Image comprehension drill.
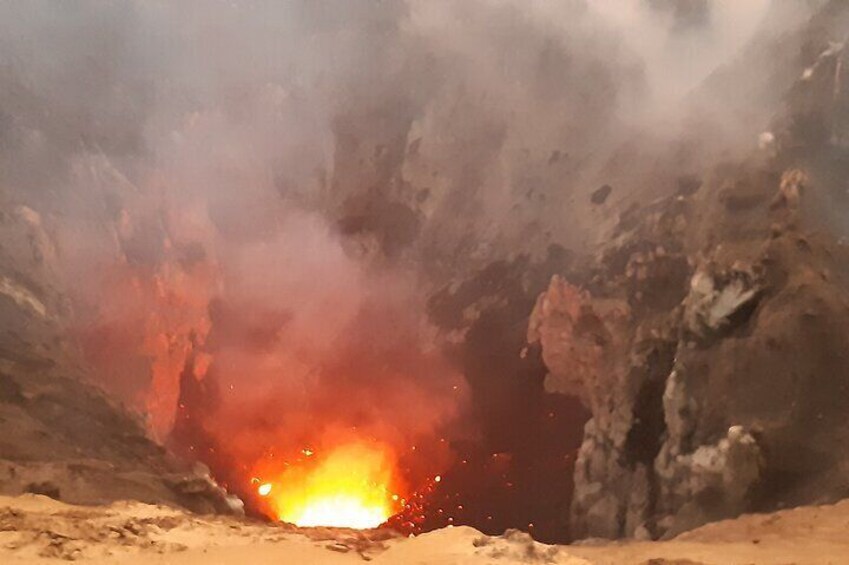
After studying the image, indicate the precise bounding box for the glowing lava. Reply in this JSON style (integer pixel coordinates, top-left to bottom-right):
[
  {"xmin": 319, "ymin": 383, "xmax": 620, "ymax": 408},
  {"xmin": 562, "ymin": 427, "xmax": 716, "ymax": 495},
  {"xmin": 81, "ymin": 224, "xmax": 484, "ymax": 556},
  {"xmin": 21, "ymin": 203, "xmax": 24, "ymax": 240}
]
[
  {"xmin": 256, "ymin": 441, "xmax": 401, "ymax": 529},
  {"xmin": 288, "ymin": 494, "xmax": 389, "ymax": 528}
]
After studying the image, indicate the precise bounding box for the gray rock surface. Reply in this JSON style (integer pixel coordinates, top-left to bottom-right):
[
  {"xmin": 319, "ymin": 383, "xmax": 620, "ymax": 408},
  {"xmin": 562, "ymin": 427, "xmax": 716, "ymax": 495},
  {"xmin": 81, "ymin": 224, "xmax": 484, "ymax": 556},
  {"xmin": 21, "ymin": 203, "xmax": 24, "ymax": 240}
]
[{"xmin": 529, "ymin": 6, "xmax": 849, "ymax": 536}]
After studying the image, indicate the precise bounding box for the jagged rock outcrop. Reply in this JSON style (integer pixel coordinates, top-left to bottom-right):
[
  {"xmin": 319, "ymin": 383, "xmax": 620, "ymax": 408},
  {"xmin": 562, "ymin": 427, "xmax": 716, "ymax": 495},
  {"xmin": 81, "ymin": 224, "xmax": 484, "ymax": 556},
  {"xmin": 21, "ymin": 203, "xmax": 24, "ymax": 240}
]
[
  {"xmin": 531, "ymin": 165, "xmax": 849, "ymax": 538},
  {"xmin": 0, "ymin": 189, "xmax": 240, "ymax": 517},
  {"xmin": 529, "ymin": 5, "xmax": 849, "ymax": 537},
  {"xmin": 528, "ymin": 189, "xmax": 691, "ymax": 539}
]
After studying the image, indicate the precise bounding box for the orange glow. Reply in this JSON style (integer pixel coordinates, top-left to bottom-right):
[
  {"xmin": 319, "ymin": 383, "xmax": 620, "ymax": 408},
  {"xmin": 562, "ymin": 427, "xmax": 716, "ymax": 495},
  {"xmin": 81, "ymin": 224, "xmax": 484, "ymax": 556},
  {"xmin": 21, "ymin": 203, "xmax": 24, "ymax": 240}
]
[{"xmin": 258, "ymin": 441, "xmax": 401, "ymax": 529}]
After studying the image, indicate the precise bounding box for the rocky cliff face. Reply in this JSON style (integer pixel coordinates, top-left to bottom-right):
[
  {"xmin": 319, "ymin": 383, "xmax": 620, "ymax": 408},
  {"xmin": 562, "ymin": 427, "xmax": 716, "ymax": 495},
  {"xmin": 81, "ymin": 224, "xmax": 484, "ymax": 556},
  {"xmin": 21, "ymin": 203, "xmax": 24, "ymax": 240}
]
[
  {"xmin": 0, "ymin": 188, "xmax": 241, "ymax": 515},
  {"xmin": 528, "ymin": 3, "xmax": 849, "ymax": 539}
]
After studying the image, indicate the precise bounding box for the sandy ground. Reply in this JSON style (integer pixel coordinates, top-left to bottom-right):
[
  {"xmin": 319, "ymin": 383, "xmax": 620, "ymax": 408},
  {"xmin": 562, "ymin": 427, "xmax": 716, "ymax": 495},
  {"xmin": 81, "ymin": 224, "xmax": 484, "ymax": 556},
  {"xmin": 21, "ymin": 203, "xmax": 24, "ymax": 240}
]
[{"xmin": 1, "ymin": 494, "xmax": 848, "ymax": 564}]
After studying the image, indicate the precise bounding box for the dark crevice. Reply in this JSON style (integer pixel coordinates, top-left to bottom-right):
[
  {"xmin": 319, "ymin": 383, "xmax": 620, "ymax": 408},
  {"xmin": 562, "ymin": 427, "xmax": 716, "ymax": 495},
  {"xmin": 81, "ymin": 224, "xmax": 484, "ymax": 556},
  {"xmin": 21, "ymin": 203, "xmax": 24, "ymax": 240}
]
[
  {"xmin": 624, "ymin": 344, "xmax": 676, "ymax": 468},
  {"xmin": 623, "ymin": 343, "xmax": 676, "ymax": 538}
]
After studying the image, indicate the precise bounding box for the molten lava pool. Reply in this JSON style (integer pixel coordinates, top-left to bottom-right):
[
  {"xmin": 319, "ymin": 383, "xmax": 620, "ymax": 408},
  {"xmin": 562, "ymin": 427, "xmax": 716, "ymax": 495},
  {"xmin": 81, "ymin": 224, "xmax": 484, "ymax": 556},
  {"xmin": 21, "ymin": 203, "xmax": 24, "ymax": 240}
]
[{"xmin": 254, "ymin": 441, "xmax": 402, "ymax": 529}]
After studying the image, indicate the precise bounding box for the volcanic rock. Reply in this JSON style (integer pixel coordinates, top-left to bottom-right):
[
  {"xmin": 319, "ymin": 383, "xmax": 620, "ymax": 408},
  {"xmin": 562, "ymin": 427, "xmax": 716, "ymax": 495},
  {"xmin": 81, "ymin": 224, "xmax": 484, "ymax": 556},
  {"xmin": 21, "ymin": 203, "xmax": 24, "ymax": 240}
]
[
  {"xmin": 0, "ymin": 192, "xmax": 239, "ymax": 518},
  {"xmin": 528, "ymin": 3, "xmax": 849, "ymax": 538},
  {"xmin": 590, "ymin": 185, "xmax": 612, "ymax": 205}
]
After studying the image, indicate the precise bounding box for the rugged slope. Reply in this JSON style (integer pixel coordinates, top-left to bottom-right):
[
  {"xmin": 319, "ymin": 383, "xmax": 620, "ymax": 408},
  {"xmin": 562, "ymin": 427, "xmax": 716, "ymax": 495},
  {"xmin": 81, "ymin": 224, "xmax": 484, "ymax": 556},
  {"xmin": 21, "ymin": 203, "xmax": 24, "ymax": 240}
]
[
  {"xmin": 527, "ymin": 1, "xmax": 849, "ymax": 540},
  {"xmin": 0, "ymin": 200, "xmax": 237, "ymax": 516}
]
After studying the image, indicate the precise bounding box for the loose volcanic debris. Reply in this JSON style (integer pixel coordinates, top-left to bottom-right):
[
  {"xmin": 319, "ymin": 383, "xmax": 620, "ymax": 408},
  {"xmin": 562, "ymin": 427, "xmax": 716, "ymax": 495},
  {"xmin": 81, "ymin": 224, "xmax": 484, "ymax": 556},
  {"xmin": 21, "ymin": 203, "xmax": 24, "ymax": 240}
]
[
  {"xmin": 473, "ymin": 529, "xmax": 562, "ymax": 563},
  {"xmin": 0, "ymin": 501, "xmax": 191, "ymax": 560},
  {"xmin": 277, "ymin": 524, "xmax": 400, "ymax": 561},
  {"xmin": 591, "ymin": 185, "xmax": 613, "ymax": 205}
]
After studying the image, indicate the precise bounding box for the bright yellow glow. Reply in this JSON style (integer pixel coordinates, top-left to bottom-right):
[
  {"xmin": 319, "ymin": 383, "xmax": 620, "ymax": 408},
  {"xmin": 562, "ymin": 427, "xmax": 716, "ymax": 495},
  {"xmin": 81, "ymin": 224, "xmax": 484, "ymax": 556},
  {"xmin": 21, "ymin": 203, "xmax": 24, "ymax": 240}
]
[
  {"xmin": 258, "ymin": 482, "xmax": 272, "ymax": 496},
  {"xmin": 263, "ymin": 442, "xmax": 400, "ymax": 529},
  {"xmin": 289, "ymin": 494, "xmax": 388, "ymax": 528}
]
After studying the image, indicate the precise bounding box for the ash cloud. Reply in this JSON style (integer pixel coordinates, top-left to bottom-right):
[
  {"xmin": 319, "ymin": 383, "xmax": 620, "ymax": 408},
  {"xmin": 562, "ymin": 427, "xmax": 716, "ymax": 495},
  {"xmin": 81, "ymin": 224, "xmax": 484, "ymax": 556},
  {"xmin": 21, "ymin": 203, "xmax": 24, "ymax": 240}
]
[{"xmin": 0, "ymin": 0, "xmax": 823, "ymax": 510}]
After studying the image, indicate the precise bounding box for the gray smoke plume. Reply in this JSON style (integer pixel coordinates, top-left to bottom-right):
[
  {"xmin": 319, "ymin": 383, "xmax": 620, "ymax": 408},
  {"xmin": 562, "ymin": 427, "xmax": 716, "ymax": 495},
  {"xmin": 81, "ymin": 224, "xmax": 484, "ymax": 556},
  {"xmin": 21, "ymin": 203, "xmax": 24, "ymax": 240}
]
[{"xmin": 0, "ymin": 0, "xmax": 825, "ymax": 508}]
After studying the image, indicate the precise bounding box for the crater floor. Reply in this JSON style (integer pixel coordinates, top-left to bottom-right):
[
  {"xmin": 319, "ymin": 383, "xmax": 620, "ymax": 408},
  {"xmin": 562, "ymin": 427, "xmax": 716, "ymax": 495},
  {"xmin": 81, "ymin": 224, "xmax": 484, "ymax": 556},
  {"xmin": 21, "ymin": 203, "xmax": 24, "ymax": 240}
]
[{"xmin": 1, "ymin": 493, "xmax": 847, "ymax": 564}]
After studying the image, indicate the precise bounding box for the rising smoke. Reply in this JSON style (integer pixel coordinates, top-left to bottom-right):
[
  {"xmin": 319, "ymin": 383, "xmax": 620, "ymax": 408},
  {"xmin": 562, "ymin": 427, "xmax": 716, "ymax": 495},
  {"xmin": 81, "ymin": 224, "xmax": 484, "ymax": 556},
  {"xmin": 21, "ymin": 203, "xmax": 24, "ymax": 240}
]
[{"xmin": 0, "ymin": 0, "xmax": 824, "ymax": 526}]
